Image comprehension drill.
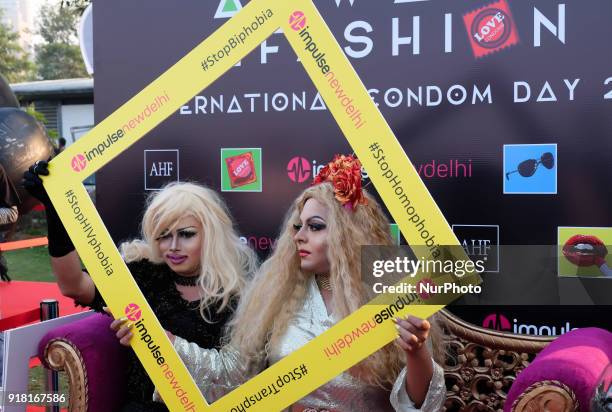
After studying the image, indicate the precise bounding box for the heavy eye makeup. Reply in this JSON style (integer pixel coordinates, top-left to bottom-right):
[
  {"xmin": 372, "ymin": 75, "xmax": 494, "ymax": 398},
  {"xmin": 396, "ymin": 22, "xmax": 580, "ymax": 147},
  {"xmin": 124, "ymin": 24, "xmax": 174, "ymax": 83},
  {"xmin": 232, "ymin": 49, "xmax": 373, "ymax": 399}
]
[
  {"xmin": 177, "ymin": 229, "xmax": 197, "ymax": 239},
  {"xmin": 293, "ymin": 219, "xmax": 326, "ymax": 232},
  {"xmin": 155, "ymin": 231, "xmax": 171, "ymax": 241},
  {"xmin": 155, "ymin": 227, "xmax": 198, "ymax": 241}
]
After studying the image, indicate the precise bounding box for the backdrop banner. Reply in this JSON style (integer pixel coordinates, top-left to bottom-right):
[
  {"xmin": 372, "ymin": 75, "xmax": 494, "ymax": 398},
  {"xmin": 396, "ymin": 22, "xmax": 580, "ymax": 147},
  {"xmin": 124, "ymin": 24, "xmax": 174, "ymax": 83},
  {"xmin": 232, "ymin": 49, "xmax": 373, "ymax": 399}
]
[{"xmin": 44, "ymin": 0, "xmax": 480, "ymax": 410}]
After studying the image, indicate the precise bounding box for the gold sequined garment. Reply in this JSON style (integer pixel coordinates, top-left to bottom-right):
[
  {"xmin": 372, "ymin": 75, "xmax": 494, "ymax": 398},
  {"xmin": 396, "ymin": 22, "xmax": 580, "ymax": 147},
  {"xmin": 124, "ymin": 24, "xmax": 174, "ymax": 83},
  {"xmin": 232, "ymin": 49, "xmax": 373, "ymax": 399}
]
[{"xmin": 167, "ymin": 276, "xmax": 446, "ymax": 411}]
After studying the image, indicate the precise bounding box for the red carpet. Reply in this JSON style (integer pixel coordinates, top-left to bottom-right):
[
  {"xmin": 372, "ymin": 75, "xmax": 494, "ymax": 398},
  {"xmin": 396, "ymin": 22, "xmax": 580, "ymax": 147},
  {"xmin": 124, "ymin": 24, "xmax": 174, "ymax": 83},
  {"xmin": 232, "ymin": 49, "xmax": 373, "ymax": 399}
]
[
  {"xmin": 1, "ymin": 281, "xmax": 86, "ymax": 412},
  {"xmin": 0, "ymin": 237, "xmax": 48, "ymax": 251},
  {"xmin": 0, "ymin": 280, "xmax": 88, "ymax": 327}
]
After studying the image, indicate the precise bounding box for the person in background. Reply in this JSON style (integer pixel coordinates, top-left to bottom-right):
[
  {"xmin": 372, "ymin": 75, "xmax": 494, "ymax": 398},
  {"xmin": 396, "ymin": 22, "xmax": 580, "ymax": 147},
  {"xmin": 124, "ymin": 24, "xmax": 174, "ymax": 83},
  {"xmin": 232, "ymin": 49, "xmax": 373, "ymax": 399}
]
[
  {"xmin": 53, "ymin": 137, "xmax": 66, "ymax": 155},
  {"xmin": 0, "ymin": 162, "xmax": 20, "ymax": 281}
]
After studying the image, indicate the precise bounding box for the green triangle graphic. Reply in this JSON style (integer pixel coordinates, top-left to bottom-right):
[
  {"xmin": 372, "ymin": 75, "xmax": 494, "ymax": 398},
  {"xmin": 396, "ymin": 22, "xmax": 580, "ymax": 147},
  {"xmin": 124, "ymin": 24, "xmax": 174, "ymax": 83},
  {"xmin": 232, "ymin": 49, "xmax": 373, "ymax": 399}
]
[{"xmin": 222, "ymin": 0, "xmax": 239, "ymax": 12}]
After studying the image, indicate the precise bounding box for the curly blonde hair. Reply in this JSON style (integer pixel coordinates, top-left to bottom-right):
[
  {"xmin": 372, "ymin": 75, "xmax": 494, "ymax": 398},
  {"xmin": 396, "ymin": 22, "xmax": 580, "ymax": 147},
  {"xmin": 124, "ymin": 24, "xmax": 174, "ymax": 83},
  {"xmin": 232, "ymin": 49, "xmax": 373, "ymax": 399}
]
[
  {"xmin": 229, "ymin": 183, "xmax": 444, "ymax": 388},
  {"xmin": 120, "ymin": 182, "xmax": 257, "ymax": 321}
]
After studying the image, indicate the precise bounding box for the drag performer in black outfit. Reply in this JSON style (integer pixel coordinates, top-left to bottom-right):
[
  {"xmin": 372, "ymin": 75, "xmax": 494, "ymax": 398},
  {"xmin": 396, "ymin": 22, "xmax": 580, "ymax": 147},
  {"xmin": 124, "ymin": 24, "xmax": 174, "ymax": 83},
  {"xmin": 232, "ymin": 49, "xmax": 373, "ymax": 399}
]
[{"xmin": 24, "ymin": 161, "xmax": 256, "ymax": 411}]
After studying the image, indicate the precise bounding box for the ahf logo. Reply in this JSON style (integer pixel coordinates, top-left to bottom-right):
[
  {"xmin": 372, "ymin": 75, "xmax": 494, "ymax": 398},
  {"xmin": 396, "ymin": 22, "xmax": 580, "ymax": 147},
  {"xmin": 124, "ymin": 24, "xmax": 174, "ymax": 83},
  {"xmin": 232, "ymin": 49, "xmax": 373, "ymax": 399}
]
[
  {"xmin": 150, "ymin": 162, "xmax": 174, "ymax": 177},
  {"xmin": 144, "ymin": 149, "xmax": 179, "ymax": 190},
  {"xmin": 452, "ymin": 224, "xmax": 500, "ymax": 273}
]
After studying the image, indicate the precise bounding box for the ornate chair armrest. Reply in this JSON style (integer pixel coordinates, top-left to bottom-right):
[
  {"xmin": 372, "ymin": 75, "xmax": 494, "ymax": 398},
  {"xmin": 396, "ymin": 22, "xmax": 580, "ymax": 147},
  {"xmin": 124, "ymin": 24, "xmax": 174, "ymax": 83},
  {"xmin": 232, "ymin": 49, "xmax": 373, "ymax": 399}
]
[
  {"xmin": 37, "ymin": 312, "xmax": 129, "ymax": 412},
  {"xmin": 505, "ymin": 327, "xmax": 612, "ymax": 412},
  {"xmin": 43, "ymin": 337, "xmax": 88, "ymax": 411},
  {"xmin": 511, "ymin": 380, "xmax": 578, "ymax": 412}
]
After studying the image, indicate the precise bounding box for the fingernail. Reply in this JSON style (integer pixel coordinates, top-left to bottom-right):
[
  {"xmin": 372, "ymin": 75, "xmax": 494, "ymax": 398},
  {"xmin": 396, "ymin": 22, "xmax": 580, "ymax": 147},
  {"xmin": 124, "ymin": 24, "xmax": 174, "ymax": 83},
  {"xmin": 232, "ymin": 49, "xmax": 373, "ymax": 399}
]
[
  {"xmin": 102, "ymin": 306, "xmax": 108, "ymax": 312},
  {"xmin": 119, "ymin": 317, "xmax": 128, "ymax": 323},
  {"xmin": 125, "ymin": 322, "xmax": 133, "ymax": 329},
  {"xmin": 394, "ymin": 324, "xmax": 401, "ymax": 331}
]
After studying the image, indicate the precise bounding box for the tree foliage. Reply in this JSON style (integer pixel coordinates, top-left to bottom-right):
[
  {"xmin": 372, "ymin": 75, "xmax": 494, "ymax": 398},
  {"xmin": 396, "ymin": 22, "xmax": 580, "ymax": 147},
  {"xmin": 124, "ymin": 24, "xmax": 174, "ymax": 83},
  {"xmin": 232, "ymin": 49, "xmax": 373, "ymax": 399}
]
[
  {"xmin": 35, "ymin": 3, "xmax": 88, "ymax": 80},
  {"xmin": 0, "ymin": 10, "xmax": 35, "ymax": 83},
  {"xmin": 60, "ymin": 0, "xmax": 91, "ymax": 15}
]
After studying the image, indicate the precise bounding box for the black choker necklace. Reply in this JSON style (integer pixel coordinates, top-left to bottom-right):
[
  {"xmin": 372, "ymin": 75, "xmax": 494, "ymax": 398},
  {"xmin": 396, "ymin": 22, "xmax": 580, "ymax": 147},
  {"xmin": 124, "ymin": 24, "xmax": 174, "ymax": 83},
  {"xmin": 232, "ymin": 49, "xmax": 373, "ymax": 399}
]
[{"xmin": 173, "ymin": 273, "xmax": 198, "ymax": 286}]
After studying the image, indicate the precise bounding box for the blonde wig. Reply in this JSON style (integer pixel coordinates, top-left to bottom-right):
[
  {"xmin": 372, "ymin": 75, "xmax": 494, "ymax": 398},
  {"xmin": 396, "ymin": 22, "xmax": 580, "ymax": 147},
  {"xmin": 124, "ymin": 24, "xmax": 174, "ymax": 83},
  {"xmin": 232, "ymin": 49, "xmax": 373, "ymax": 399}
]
[
  {"xmin": 120, "ymin": 182, "xmax": 257, "ymax": 321},
  {"xmin": 229, "ymin": 182, "xmax": 445, "ymax": 388}
]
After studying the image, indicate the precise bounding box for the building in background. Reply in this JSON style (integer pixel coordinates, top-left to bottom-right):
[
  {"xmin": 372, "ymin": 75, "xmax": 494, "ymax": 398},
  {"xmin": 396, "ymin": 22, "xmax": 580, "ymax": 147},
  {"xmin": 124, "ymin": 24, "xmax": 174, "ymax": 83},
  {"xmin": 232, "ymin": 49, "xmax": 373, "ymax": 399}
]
[
  {"xmin": 0, "ymin": 0, "xmax": 44, "ymax": 54},
  {"xmin": 10, "ymin": 77, "xmax": 93, "ymax": 145},
  {"xmin": 10, "ymin": 77, "xmax": 95, "ymax": 198}
]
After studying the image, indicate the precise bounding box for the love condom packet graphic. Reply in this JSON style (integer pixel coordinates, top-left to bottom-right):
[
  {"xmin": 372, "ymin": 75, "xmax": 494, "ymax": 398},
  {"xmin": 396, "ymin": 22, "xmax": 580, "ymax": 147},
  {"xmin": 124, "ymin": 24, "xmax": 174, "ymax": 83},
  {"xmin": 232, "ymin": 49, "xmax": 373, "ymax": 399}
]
[
  {"xmin": 463, "ymin": 0, "xmax": 519, "ymax": 58},
  {"xmin": 225, "ymin": 152, "xmax": 257, "ymax": 188}
]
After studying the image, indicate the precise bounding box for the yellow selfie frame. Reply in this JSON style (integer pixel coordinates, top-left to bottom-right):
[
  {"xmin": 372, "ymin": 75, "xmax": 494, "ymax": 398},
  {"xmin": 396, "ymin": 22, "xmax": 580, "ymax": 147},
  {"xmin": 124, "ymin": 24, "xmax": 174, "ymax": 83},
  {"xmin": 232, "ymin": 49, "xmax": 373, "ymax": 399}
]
[{"xmin": 44, "ymin": 1, "xmax": 479, "ymax": 410}]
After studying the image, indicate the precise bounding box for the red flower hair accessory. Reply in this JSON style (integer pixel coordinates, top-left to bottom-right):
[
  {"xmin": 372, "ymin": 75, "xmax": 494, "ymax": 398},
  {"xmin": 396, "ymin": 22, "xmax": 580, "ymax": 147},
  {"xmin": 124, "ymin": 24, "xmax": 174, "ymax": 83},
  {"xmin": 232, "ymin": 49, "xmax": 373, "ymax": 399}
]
[{"xmin": 313, "ymin": 154, "xmax": 367, "ymax": 211}]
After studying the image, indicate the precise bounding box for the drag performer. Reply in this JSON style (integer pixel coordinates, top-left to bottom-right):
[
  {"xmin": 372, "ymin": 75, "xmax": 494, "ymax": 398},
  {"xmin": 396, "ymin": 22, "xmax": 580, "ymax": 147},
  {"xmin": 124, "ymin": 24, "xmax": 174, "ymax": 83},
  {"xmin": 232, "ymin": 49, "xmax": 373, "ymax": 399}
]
[
  {"xmin": 118, "ymin": 155, "xmax": 446, "ymax": 411},
  {"xmin": 23, "ymin": 160, "xmax": 257, "ymax": 412}
]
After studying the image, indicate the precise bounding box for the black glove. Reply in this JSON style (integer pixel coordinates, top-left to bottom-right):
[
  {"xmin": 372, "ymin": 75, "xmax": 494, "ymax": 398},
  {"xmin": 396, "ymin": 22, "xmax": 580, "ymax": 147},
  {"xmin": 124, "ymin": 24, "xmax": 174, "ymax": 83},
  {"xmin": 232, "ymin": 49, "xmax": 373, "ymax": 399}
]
[
  {"xmin": 22, "ymin": 161, "xmax": 75, "ymax": 258},
  {"xmin": 22, "ymin": 160, "xmax": 51, "ymax": 206}
]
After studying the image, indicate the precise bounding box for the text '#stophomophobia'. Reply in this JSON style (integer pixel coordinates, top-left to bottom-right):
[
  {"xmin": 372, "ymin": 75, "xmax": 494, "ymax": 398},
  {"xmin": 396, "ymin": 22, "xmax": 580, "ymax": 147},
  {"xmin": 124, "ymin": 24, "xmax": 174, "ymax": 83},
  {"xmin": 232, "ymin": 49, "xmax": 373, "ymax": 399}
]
[
  {"xmin": 65, "ymin": 189, "xmax": 115, "ymax": 276},
  {"xmin": 201, "ymin": 9, "xmax": 274, "ymax": 72},
  {"xmin": 368, "ymin": 142, "xmax": 442, "ymax": 259},
  {"xmin": 229, "ymin": 364, "xmax": 308, "ymax": 412}
]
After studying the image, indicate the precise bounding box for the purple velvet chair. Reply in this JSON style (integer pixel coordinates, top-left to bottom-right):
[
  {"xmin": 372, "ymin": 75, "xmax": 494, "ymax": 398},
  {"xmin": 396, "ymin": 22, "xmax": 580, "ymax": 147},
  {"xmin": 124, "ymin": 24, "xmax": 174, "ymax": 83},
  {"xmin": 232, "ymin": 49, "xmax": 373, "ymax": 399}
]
[
  {"xmin": 506, "ymin": 327, "xmax": 612, "ymax": 412},
  {"xmin": 37, "ymin": 309, "xmax": 609, "ymax": 411},
  {"xmin": 37, "ymin": 313, "xmax": 128, "ymax": 412}
]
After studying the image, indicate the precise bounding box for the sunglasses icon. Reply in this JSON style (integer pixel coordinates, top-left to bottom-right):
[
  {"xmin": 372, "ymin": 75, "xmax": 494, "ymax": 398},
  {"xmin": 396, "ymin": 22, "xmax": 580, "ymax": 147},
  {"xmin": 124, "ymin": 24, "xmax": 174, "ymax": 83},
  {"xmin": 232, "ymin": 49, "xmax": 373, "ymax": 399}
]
[{"xmin": 506, "ymin": 152, "xmax": 555, "ymax": 180}]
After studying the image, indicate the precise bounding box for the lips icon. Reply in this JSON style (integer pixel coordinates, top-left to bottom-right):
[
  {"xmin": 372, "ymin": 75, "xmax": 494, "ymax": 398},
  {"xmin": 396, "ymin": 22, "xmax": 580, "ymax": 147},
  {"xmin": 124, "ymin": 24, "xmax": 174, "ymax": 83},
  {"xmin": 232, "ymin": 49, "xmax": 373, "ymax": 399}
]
[{"xmin": 562, "ymin": 234, "xmax": 608, "ymax": 267}]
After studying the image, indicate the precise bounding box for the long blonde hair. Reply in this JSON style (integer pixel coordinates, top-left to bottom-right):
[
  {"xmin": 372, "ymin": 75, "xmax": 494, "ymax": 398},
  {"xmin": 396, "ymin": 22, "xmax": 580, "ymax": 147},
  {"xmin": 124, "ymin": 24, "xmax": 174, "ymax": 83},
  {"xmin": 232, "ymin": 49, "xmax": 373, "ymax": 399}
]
[
  {"xmin": 120, "ymin": 182, "xmax": 257, "ymax": 321},
  {"xmin": 229, "ymin": 183, "xmax": 444, "ymax": 388}
]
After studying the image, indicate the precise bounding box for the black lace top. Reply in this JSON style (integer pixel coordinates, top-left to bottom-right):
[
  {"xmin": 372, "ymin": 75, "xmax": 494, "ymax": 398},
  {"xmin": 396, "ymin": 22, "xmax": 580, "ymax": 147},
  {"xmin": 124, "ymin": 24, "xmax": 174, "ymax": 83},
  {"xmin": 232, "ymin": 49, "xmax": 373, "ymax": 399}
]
[{"xmin": 79, "ymin": 259, "xmax": 235, "ymax": 412}]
